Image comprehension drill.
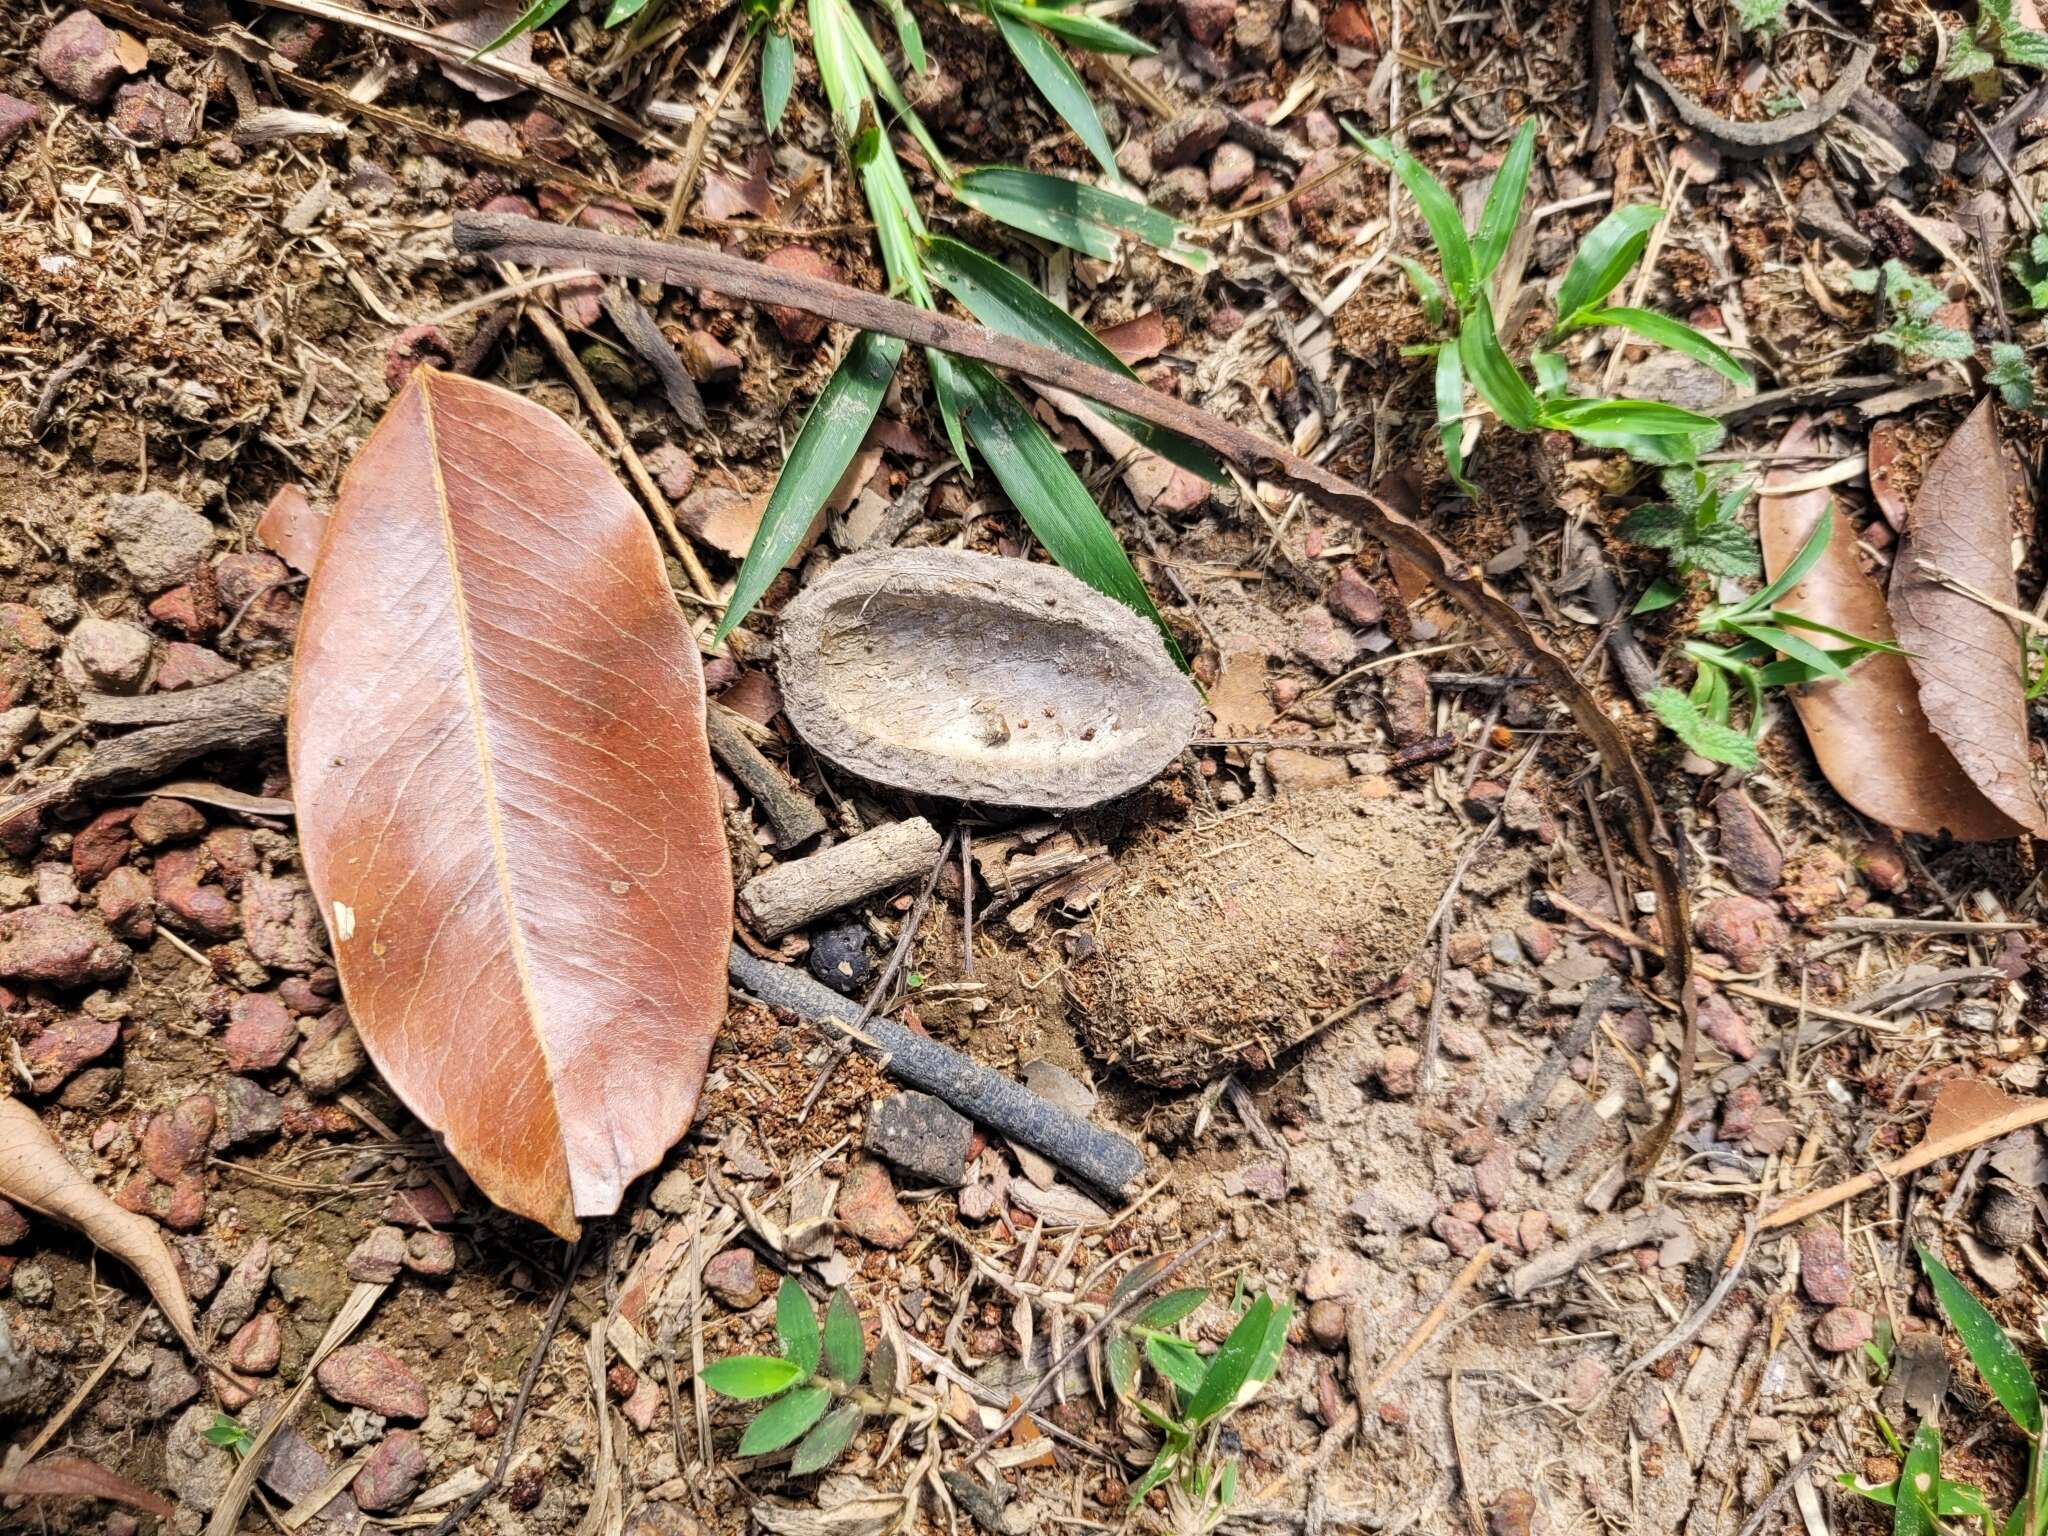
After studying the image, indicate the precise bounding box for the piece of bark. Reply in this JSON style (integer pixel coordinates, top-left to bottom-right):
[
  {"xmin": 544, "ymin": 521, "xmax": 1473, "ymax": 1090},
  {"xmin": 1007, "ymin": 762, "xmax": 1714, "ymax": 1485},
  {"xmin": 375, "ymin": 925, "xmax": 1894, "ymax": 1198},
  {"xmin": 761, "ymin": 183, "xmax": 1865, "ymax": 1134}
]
[
  {"xmin": 1506, "ymin": 1207, "xmax": 1686, "ymax": 1298},
  {"xmin": 704, "ymin": 706, "xmax": 826, "ymax": 850},
  {"xmin": 738, "ymin": 817, "xmax": 943, "ymax": 940},
  {"xmin": 1631, "ymin": 31, "xmax": 1875, "ymax": 159},
  {"xmin": 728, "ymin": 945, "xmax": 1143, "ymax": 1192},
  {"xmin": 601, "ymin": 282, "xmax": 706, "ymax": 432}
]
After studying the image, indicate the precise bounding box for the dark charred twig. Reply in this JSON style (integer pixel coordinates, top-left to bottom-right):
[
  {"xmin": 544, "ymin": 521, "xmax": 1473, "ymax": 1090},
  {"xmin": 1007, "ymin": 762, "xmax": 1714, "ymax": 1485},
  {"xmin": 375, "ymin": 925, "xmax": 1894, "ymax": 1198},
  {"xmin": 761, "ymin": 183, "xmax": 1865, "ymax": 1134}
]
[
  {"xmin": 729, "ymin": 945, "xmax": 1144, "ymax": 1192},
  {"xmin": 1631, "ymin": 30, "xmax": 1875, "ymax": 158},
  {"xmin": 703, "ymin": 706, "xmax": 827, "ymax": 850},
  {"xmin": 453, "ymin": 210, "xmax": 1699, "ymax": 1185},
  {"xmin": 602, "ymin": 282, "xmax": 708, "ymax": 431},
  {"xmin": 426, "ymin": 1238, "xmax": 585, "ymax": 1536},
  {"xmin": 1585, "ymin": 0, "xmax": 1619, "ymax": 151},
  {"xmin": 961, "ymin": 826, "xmax": 975, "ymax": 978},
  {"xmin": 28, "ymin": 342, "xmax": 103, "ymax": 438},
  {"xmin": 966, "ymin": 1228, "xmax": 1223, "ymax": 1462},
  {"xmin": 453, "ymin": 303, "xmax": 520, "ymax": 377},
  {"xmin": 663, "ymin": 29, "xmax": 759, "ymax": 243}
]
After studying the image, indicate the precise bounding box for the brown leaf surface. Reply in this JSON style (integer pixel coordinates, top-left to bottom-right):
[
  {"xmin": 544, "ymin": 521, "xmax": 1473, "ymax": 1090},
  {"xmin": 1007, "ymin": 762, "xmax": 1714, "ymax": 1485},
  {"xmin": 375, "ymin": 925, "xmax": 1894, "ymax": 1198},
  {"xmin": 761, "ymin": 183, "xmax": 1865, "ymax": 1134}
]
[
  {"xmin": 0, "ymin": 1455, "xmax": 176, "ymax": 1519},
  {"xmin": 287, "ymin": 370, "xmax": 732, "ymax": 1238},
  {"xmin": 1887, "ymin": 399, "xmax": 2048, "ymax": 836},
  {"xmin": 0, "ymin": 1098, "xmax": 200, "ymax": 1357},
  {"xmin": 256, "ymin": 484, "xmax": 328, "ymax": 576},
  {"xmin": 1758, "ymin": 418, "xmax": 2022, "ymax": 841}
]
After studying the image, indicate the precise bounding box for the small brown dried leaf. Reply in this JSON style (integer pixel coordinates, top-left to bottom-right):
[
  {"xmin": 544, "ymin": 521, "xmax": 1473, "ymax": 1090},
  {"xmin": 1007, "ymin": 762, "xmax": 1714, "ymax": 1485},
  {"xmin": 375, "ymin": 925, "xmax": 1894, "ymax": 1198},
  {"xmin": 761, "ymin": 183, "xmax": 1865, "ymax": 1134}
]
[
  {"xmin": 1887, "ymin": 399, "xmax": 2048, "ymax": 836},
  {"xmin": 0, "ymin": 1455, "xmax": 175, "ymax": 1519},
  {"xmin": 1758, "ymin": 418, "xmax": 2021, "ymax": 841}
]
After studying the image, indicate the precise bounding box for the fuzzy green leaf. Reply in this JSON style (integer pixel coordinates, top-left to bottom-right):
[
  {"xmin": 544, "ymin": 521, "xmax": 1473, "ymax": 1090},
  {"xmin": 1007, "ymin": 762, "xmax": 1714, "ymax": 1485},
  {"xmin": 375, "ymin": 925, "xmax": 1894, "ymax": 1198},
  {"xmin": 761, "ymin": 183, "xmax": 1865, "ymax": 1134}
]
[
  {"xmin": 1472, "ymin": 119, "xmax": 1537, "ymax": 287},
  {"xmin": 791, "ymin": 1403, "xmax": 864, "ymax": 1475},
  {"xmin": 1186, "ymin": 1296, "xmax": 1273, "ymax": 1425},
  {"xmin": 776, "ymin": 1276, "xmax": 822, "ymax": 1377},
  {"xmin": 1988, "ymin": 341, "xmax": 2035, "ymax": 408},
  {"xmin": 822, "ymin": 1289, "xmax": 865, "ymax": 1384},
  {"xmin": 717, "ymin": 331, "xmax": 901, "ymax": 644},
  {"xmin": 739, "ymin": 1385, "xmax": 831, "ymax": 1455},
  {"xmin": 1645, "ymin": 687, "xmax": 1757, "ymax": 769},
  {"xmin": 1687, "ymin": 518, "xmax": 1764, "ymax": 578},
  {"xmin": 1582, "ymin": 305, "xmax": 1753, "ymax": 388},
  {"xmin": 951, "ymin": 359, "xmax": 1187, "ymax": 667},
  {"xmin": 761, "ymin": 27, "xmax": 795, "ymax": 133},
  {"xmin": 1616, "ymin": 502, "xmax": 1689, "ymax": 548},
  {"xmin": 703, "ymin": 1356, "xmax": 807, "ymax": 1400},
  {"xmin": 922, "ymin": 235, "xmax": 1221, "ymax": 479},
  {"xmin": 1918, "ymin": 1244, "xmax": 2042, "ymax": 1434},
  {"xmin": 1555, "ymin": 203, "xmax": 1664, "ymax": 323},
  {"xmin": 993, "ymin": 8, "xmax": 1119, "ymax": 176}
]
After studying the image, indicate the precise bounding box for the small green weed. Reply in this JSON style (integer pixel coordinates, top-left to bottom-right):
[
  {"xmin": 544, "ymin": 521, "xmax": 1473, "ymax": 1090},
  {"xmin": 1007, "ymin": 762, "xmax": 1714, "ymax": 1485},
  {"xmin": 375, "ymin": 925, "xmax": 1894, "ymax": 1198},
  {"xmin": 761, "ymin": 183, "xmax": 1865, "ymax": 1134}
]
[
  {"xmin": 702, "ymin": 1279, "xmax": 885, "ymax": 1473},
  {"xmin": 1945, "ymin": 0, "xmax": 2048, "ymax": 86},
  {"xmin": 204, "ymin": 1413, "xmax": 255, "ymax": 1457}
]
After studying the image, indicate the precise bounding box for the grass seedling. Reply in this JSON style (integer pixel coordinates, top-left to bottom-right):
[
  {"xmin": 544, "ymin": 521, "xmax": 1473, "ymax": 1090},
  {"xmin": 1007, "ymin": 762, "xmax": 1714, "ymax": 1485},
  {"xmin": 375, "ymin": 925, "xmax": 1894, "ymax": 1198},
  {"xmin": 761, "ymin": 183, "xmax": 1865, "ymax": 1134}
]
[
  {"xmin": 1104, "ymin": 1282, "xmax": 1291, "ymax": 1533},
  {"xmin": 1841, "ymin": 1244, "xmax": 2048, "ymax": 1535},
  {"xmin": 1347, "ymin": 117, "xmax": 1752, "ymax": 485},
  {"xmin": 702, "ymin": 1279, "xmax": 895, "ymax": 1474},
  {"xmin": 1644, "ymin": 506, "xmax": 1903, "ymax": 769}
]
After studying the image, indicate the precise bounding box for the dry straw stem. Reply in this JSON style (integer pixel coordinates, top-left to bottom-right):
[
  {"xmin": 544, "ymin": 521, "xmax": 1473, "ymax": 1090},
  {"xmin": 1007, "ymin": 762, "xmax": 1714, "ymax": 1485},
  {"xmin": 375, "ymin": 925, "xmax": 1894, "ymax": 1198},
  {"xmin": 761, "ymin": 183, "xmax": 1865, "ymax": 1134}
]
[{"xmin": 454, "ymin": 209, "xmax": 1702, "ymax": 1183}]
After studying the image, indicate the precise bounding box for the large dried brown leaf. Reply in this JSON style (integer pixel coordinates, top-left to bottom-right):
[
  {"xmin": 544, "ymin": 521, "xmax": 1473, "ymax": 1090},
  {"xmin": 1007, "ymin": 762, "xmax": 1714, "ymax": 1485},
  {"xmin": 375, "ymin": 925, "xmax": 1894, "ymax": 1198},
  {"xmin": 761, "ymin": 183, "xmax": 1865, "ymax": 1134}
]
[
  {"xmin": 0, "ymin": 1098, "xmax": 200, "ymax": 1358},
  {"xmin": 1758, "ymin": 418, "xmax": 2022, "ymax": 841},
  {"xmin": 0, "ymin": 1455, "xmax": 175, "ymax": 1519},
  {"xmin": 1887, "ymin": 399, "xmax": 2048, "ymax": 836},
  {"xmin": 287, "ymin": 370, "xmax": 732, "ymax": 1238}
]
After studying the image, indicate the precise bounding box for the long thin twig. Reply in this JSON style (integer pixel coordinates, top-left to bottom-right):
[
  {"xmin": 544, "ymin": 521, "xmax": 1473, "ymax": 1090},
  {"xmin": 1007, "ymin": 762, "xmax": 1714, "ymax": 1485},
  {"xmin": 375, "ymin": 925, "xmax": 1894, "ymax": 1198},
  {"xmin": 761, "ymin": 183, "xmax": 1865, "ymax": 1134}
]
[
  {"xmin": 455, "ymin": 209, "xmax": 1701, "ymax": 1185},
  {"xmin": 967, "ymin": 1228, "xmax": 1224, "ymax": 1461}
]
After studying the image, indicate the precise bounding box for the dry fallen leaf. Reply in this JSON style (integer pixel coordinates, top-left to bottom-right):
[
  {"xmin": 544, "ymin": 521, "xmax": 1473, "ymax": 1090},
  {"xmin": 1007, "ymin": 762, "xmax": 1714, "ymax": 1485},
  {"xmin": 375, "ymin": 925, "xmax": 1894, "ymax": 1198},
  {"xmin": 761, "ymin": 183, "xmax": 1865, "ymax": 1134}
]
[
  {"xmin": 288, "ymin": 370, "xmax": 732, "ymax": 1238},
  {"xmin": 0, "ymin": 1098, "xmax": 200, "ymax": 1358},
  {"xmin": 1866, "ymin": 420, "xmax": 1908, "ymax": 531},
  {"xmin": 1887, "ymin": 399, "xmax": 2048, "ymax": 836},
  {"xmin": 431, "ymin": 6, "xmax": 532, "ymax": 102},
  {"xmin": 1759, "ymin": 418, "xmax": 2022, "ymax": 841},
  {"xmin": 255, "ymin": 483, "xmax": 328, "ymax": 576},
  {"xmin": 0, "ymin": 1454, "xmax": 175, "ymax": 1519}
]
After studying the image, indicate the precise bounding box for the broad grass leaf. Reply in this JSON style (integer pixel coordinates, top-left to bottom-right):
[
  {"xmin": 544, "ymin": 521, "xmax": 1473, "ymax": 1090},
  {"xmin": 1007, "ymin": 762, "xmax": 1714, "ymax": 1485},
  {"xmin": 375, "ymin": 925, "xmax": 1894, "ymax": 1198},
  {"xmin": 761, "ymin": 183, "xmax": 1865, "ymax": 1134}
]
[
  {"xmin": 761, "ymin": 28, "xmax": 794, "ymax": 132},
  {"xmin": 289, "ymin": 372, "xmax": 733, "ymax": 1238},
  {"xmin": 1555, "ymin": 203, "xmax": 1663, "ymax": 323},
  {"xmin": 1888, "ymin": 400, "xmax": 2048, "ymax": 835},
  {"xmin": 704, "ymin": 1356, "xmax": 807, "ymax": 1399},
  {"xmin": 1458, "ymin": 295, "xmax": 1538, "ymax": 431},
  {"xmin": 994, "ymin": 0, "xmax": 1155, "ymax": 54},
  {"xmin": 1918, "ymin": 1243, "xmax": 2042, "ymax": 1434},
  {"xmin": 1756, "ymin": 418, "xmax": 2024, "ymax": 840},
  {"xmin": 1187, "ymin": 1296, "xmax": 1272, "ymax": 1423},
  {"xmin": 777, "ymin": 1276, "xmax": 821, "ymax": 1376},
  {"xmin": 1145, "ymin": 1334, "xmax": 1207, "ymax": 1396},
  {"xmin": 823, "ymin": 1289, "xmax": 864, "ymax": 1382},
  {"xmin": 739, "ymin": 1385, "xmax": 831, "ymax": 1454},
  {"xmin": 922, "ymin": 236, "xmax": 1220, "ymax": 480},
  {"xmin": 1471, "ymin": 119, "xmax": 1536, "ymax": 286},
  {"xmin": 952, "ymin": 168, "xmax": 1207, "ymax": 267},
  {"xmin": 717, "ymin": 331, "xmax": 902, "ymax": 643},
  {"xmin": 950, "ymin": 360, "xmax": 1188, "ymax": 668},
  {"xmin": 1581, "ymin": 305, "xmax": 1754, "ymax": 388},
  {"xmin": 1356, "ymin": 134, "xmax": 1474, "ymax": 302},
  {"xmin": 1434, "ymin": 342, "xmax": 1469, "ymax": 489},
  {"xmin": 791, "ymin": 1403, "xmax": 864, "ymax": 1475},
  {"xmin": 1132, "ymin": 1287, "xmax": 1208, "ymax": 1329},
  {"xmin": 993, "ymin": 9, "xmax": 1119, "ymax": 176},
  {"xmin": 1894, "ymin": 1421, "xmax": 1942, "ymax": 1536}
]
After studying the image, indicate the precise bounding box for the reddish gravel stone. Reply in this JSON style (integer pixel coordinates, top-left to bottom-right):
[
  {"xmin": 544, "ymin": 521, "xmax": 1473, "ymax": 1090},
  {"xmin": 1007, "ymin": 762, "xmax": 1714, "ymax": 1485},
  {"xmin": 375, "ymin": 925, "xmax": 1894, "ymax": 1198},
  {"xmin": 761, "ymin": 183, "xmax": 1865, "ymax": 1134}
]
[
  {"xmin": 1713, "ymin": 791, "xmax": 1782, "ymax": 898},
  {"xmin": 680, "ymin": 330, "xmax": 741, "ymax": 385},
  {"xmin": 95, "ymin": 864, "xmax": 156, "ymax": 942},
  {"xmin": 1698, "ymin": 990, "xmax": 1756, "ymax": 1061},
  {"xmin": 131, "ymin": 797, "xmax": 207, "ymax": 848},
  {"xmin": 403, "ymin": 1230, "xmax": 457, "ymax": 1278},
  {"xmin": 1379, "ymin": 659, "xmax": 1433, "ymax": 746},
  {"xmin": 295, "ymin": 1009, "xmax": 366, "ymax": 1096},
  {"xmin": 1798, "ymin": 1227, "xmax": 1853, "ymax": 1306},
  {"xmin": 0, "ymin": 604, "xmax": 59, "ymax": 655},
  {"xmin": 117, "ymin": 1170, "xmax": 205, "ymax": 1231},
  {"xmin": 1813, "ymin": 1306, "xmax": 1874, "ymax": 1353},
  {"xmin": 1779, "ymin": 846, "xmax": 1849, "ymax": 919},
  {"xmin": 1854, "ymin": 840, "xmax": 1908, "ymax": 894},
  {"xmin": 316, "ymin": 1344, "xmax": 428, "ymax": 1420},
  {"xmin": 760, "ymin": 248, "xmax": 840, "ymax": 345},
  {"xmin": 211, "ymin": 1076, "xmax": 283, "ymax": 1150},
  {"xmin": 352, "ymin": 1431, "xmax": 429, "ymax": 1514},
  {"xmin": 1472, "ymin": 1145, "xmax": 1515, "ymax": 1210},
  {"xmin": 702, "ymin": 1248, "xmax": 762, "ymax": 1309},
  {"xmin": 21, "ymin": 1013, "xmax": 120, "ymax": 1094},
  {"xmin": 384, "ymin": 1184, "xmax": 456, "ymax": 1229},
  {"xmin": 384, "ymin": 325, "xmax": 455, "ymax": 393},
  {"xmin": 1517, "ymin": 1211, "xmax": 1551, "ymax": 1253},
  {"xmin": 154, "ymin": 642, "xmax": 240, "ymax": 692},
  {"xmin": 111, "ymin": 80, "xmax": 195, "ymax": 146},
  {"xmin": 835, "ymin": 1158, "xmax": 914, "ymax": 1249},
  {"xmin": 32, "ymin": 864, "xmax": 76, "ymax": 906},
  {"xmin": 224, "ymin": 992, "xmax": 297, "ymax": 1072},
  {"xmin": 243, "ymin": 873, "xmax": 324, "ymax": 972},
  {"xmin": 39, "ymin": 10, "xmax": 126, "ymax": 106},
  {"xmin": 0, "ymin": 95, "xmax": 43, "ymax": 154},
  {"xmin": 72, "ymin": 808, "xmax": 137, "ymax": 883},
  {"xmin": 1373, "ymin": 1045, "xmax": 1420, "ymax": 1098},
  {"xmin": 1324, "ymin": 565, "xmax": 1381, "ymax": 627},
  {"xmin": 226, "ymin": 1312, "xmax": 281, "ymax": 1373},
  {"xmin": 347, "ymin": 1225, "xmax": 407, "ymax": 1283},
  {"xmin": 1692, "ymin": 895, "xmax": 1787, "ymax": 972},
  {"xmin": 155, "ymin": 846, "xmax": 239, "ymax": 941},
  {"xmin": 142, "ymin": 1093, "xmax": 216, "ymax": 1182},
  {"xmin": 201, "ymin": 827, "xmax": 259, "ymax": 893},
  {"xmin": 206, "ymin": 1238, "xmax": 271, "ymax": 1337},
  {"xmin": 1432, "ymin": 1211, "xmax": 1483, "ymax": 1257},
  {"xmin": 0, "ymin": 906, "xmax": 130, "ymax": 987},
  {"xmin": 214, "ymin": 552, "xmax": 290, "ymax": 612}
]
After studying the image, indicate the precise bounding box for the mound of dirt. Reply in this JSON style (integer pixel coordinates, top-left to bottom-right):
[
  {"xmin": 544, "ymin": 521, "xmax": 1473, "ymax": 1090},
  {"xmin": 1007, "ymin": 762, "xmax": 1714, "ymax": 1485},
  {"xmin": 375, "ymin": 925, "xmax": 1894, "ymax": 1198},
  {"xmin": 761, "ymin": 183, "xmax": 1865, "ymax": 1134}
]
[{"xmin": 1069, "ymin": 785, "xmax": 1452, "ymax": 1085}]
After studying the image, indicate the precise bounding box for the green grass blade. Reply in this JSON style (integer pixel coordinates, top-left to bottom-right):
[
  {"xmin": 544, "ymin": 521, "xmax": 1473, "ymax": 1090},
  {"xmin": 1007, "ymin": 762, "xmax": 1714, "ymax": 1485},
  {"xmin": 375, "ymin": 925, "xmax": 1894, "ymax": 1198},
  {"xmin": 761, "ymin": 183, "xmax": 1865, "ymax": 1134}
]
[
  {"xmin": 1145, "ymin": 1334, "xmax": 1207, "ymax": 1396},
  {"xmin": 921, "ymin": 235, "xmax": 1222, "ymax": 480},
  {"xmin": 607, "ymin": 0, "xmax": 653, "ymax": 26},
  {"xmin": 1458, "ymin": 293, "xmax": 1538, "ymax": 431},
  {"xmin": 1749, "ymin": 506, "xmax": 1834, "ymax": 609},
  {"xmin": 716, "ymin": 331, "xmax": 902, "ymax": 644},
  {"xmin": 1895, "ymin": 1421, "xmax": 1942, "ymax": 1536},
  {"xmin": 1584, "ymin": 305, "xmax": 1754, "ymax": 388},
  {"xmin": 474, "ymin": 0, "xmax": 571, "ymax": 55},
  {"xmin": 1354, "ymin": 131, "xmax": 1475, "ymax": 304},
  {"xmin": 739, "ymin": 1385, "xmax": 831, "ymax": 1455},
  {"xmin": 1186, "ymin": 1297, "xmax": 1273, "ymax": 1424},
  {"xmin": 702, "ymin": 1356, "xmax": 806, "ymax": 1399},
  {"xmin": 808, "ymin": 0, "xmax": 868, "ymax": 132},
  {"xmin": 993, "ymin": 9, "xmax": 1120, "ymax": 177},
  {"xmin": 775, "ymin": 1276, "xmax": 821, "ymax": 1377},
  {"xmin": 761, "ymin": 27, "xmax": 795, "ymax": 132},
  {"xmin": 1554, "ymin": 203, "xmax": 1664, "ymax": 325},
  {"xmin": 1248, "ymin": 1300, "xmax": 1291, "ymax": 1388},
  {"xmin": 1434, "ymin": 342, "xmax": 1468, "ymax": 488},
  {"xmin": 836, "ymin": 0, "xmax": 953, "ymax": 179},
  {"xmin": 877, "ymin": 0, "xmax": 926, "ymax": 70},
  {"xmin": 1471, "ymin": 119, "xmax": 1537, "ymax": 287},
  {"xmin": 993, "ymin": 0, "xmax": 1156, "ymax": 53},
  {"xmin": 1919, "ymin": 1243, "xmax": 2043, "ymax": 1434},
  {"xmin": 952, "ymin": 360, "xmax": 1187, "ymax": 668},
  {"xmin": 953, "ymin": 167, "xmax": 1207, "ymax": 267},
  {"xmin": 1536, "ymin": 396, "xmax": 1720, "ymax": 435},
  {"xmin": 926, "ymin": 348, "xmax": 975, "ymax": 470},
  {"xmin": 1106, "ymin": 1332, "xmax": 1140, "ymax": 1397},
  {"xmin": 822, "ymin": 1289, "xmax": 865, "ymax": 1383},
  {"xmin": 790, "ymin": 1403, "xmax": 864, "ymax": 1475},
  {"xmin": 1392, "ymin": 255, "xmax": 1445, "ymax": 327}
]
